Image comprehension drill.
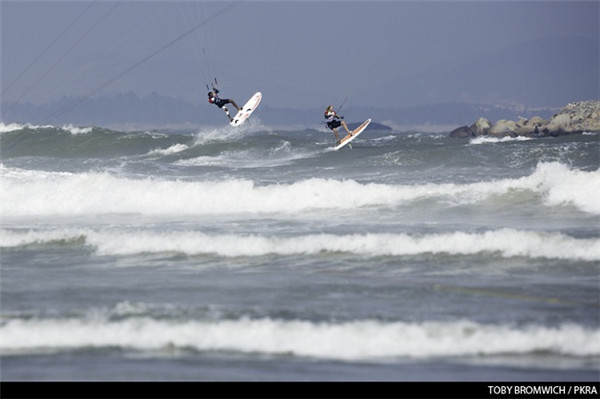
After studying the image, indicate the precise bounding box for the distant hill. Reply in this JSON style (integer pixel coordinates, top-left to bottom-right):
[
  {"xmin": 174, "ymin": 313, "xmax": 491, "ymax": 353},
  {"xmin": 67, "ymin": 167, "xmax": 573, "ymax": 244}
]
[
  {"xmin": 1, "ymin": 91, "xmax": 560, "ymax": 131},
  {"xmin": 347, "ymin": 121, "xmax": 392, "ymax": 131}
]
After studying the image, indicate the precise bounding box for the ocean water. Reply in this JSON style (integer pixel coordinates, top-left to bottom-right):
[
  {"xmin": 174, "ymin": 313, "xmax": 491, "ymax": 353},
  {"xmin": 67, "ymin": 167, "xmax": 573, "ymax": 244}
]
[{"xmin": 1, "ymin": 120, "xmax": 599, "ymax": 382}]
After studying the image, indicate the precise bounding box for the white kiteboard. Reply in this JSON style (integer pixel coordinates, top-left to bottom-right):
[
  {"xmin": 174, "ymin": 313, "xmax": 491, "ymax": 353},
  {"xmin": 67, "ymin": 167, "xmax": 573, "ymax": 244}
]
[
  {"xmin": 333, "ymin": 118, "xmax": 371, "ymax": 150},
  {"xmin": 230, "ymin": 92, "xmax": 262, "ymax": 127}
]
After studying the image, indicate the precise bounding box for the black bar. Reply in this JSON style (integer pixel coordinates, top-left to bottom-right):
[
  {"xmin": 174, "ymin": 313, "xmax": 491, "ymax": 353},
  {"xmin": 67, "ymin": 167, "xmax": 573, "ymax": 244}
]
[{"xmin": 1, "ymin": 381, "xmax": 599, "ymax": 399}]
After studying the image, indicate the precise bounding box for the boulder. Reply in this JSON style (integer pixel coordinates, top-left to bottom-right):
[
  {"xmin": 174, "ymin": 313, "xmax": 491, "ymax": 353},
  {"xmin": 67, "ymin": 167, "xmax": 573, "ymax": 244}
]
[
  {"xmin": 448, "ymin": 125, "xmax": 472, "ymax": 138},
  {"xmin": 490, "ymin": 119, "xmax": 518, "ymax": 136},
  {"xmin": 448, "ymin": 117, "xmax": 492, "ymax": 137},
  {"xmin": 547, "ymin": 113, "xmax": 571, "ymax": 133},
  {"xmin": 514, "ymin": 116, "xmax": 546, "ymax": 136},
  {"xmin": 472, "ymin": 117, "xmax": 492, "ymax": 135},
  {"xmin": 449, "ymin": 100, "xmax": 600, "ymax": 138},
  {"xmin": 558, "ymin": 101, "xmax": 600, "ymax": 132}
]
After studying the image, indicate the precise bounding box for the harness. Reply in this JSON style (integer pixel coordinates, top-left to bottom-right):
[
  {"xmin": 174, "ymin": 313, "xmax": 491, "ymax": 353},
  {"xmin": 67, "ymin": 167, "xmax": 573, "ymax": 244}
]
[
  {"xmin": 208, "ymin": 93, "xmax": 219, "ymax": 104},
  {"xmin": 324, "ymin": 110, "xmax": 337, "ymax": 122}
]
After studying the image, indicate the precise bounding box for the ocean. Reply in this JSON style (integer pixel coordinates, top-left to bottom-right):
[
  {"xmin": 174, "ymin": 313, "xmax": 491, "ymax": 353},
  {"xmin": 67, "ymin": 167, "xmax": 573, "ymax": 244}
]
[{"xmin": 1, "ymin": 119, "xmax": 599, "ymax": 383}]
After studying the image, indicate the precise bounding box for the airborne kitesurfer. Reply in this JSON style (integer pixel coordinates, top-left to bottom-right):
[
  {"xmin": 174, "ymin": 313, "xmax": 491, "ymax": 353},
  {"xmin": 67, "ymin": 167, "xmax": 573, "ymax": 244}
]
[
  {"xmin": 208, "ymin": 86, "xmax": 240, "ymax": 122},
  {"xmin": 324, "ymin": 104, "xmax": 352, "ymax": 143}
]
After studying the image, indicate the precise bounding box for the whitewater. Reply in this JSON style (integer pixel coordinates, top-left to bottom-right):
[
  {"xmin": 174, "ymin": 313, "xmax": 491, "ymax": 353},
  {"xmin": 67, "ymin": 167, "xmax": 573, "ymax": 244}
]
[{"xmin": 1, "ymin": 121, "xmax": 599, "ymax": 381}]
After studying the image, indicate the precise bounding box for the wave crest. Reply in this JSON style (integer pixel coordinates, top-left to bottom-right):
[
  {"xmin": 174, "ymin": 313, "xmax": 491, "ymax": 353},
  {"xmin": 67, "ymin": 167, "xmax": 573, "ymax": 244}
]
[
  {"xmin": 2, "ymin": 313, "xmax": 597, "ymax": 359},
  {"xmin": 2, "ymin": 228, "xmax": 597, "ymax": 261},
  {"xmin": 2, "ymin": 162, "xmax": 598, "ymax": 216}
]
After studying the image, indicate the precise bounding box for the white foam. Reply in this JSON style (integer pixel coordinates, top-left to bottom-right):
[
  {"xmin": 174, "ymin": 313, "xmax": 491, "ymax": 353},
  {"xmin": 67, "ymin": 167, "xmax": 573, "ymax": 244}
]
[
  {"xmin": 0, "ymin": 122, "xmax": 95, "ymax": 135},
  {"xmin": 147, "ymin": 143, "xmax": 189, "ymax": 156},
  {"xmin": 2, "ymin": 228, "xmax": 598, "ymax": 261},
  {"xmin": 175, "ymin": 142, "xmax": 318, "ymax": 168},
  {"xmin": 2, "ymin": 315, "xmax": 597, "ymax": 360},
  {"xmin": 469, "ymin": 136, "xmax": 533, "ymax": 145},
  {"xmin": 61, "ymin": 124, "xmax": 93, "ymax": 135},
  {"xmin": 2, "ymin": 162, "xmax": 598, "ymax": 216},
  {"xmin": 371, "ymin": 135, "xmax": 397, "ymax": 142},
  {"xmin": 0, "ymin": 122, "xmax": 52, "ymax": 133},
  {"xmin": 0, "ymin": 122, "xmax": 26, "ymax": 133},
  {"xmin": 528, "ymin": 162, "xmax": 600, "ymax": 214},
  {"xmin": 192, "ymin": 125, "xmax": 242, "ymax": 144},
  {"xmin": 173, "ymin": 155, "xmax": 226, "ymax": 166},
  {"xmin": 191, "ymin": 119, "xmax": 269, "ymax": 144}
]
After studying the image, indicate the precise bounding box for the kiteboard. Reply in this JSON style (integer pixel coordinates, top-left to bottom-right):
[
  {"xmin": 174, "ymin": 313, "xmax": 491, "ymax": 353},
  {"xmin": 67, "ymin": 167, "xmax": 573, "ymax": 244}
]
[
  {"xmin": 333, "ymin": 118, "xmax": 371, "ymax": 150},
  {"xmin": 230, "ymin": 92, "xmax": 262, "ymax": 127}
]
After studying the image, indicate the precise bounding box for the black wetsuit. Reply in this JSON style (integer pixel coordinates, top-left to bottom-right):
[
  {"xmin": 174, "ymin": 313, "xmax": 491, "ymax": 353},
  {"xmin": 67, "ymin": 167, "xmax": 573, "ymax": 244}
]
[
  {"xmin": 325, "ymin": 110, "xmax": 342, "ymax": 130},
  {"xmin": 208, "ymin": 89, "xmax": 232, "ymax": 109}
]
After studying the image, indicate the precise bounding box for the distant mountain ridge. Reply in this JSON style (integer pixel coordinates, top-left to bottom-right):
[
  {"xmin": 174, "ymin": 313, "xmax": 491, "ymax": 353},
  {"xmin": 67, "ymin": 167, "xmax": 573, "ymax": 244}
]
[{"xmin": 1, "ymin": 92, "xmax": 561, "ymax": 131}]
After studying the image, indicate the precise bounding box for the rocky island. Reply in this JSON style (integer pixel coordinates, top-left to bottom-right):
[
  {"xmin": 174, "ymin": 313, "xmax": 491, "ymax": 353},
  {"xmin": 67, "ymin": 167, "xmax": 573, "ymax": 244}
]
[{"xmin": 449, "ymin": 100, "xmax": 600, "ymax": 138}]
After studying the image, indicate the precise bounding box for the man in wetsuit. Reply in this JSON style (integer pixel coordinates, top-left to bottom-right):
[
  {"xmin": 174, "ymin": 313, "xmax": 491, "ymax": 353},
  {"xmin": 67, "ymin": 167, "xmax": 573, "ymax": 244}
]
[
  {"xmin": 324, "ymin": 105, "xmax": 352, "ymax": 143},
  {"xmin": 208, "ymin": 88, "xmax": 241, "ymax": 122}
]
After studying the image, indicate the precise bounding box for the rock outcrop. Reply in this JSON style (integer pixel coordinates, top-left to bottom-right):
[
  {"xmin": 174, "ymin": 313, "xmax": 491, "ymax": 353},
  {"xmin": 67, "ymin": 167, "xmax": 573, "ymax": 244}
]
[{"xmin": 449, "ymin": 100, "xmax": 600, "ymax": 138}]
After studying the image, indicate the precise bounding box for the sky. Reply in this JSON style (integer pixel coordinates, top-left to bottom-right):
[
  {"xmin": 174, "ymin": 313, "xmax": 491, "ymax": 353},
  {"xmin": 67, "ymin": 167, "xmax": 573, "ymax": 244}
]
[{"xmin": 1, "ymin": 0, "xmax": 598, "ymax": 112}]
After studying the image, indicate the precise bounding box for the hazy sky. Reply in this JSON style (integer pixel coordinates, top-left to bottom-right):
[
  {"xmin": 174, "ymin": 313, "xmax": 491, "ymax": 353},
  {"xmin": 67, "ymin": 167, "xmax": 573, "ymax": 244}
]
[{"xmin": 1, "ymin": 0, "xmax": 598, "ymax": 110}]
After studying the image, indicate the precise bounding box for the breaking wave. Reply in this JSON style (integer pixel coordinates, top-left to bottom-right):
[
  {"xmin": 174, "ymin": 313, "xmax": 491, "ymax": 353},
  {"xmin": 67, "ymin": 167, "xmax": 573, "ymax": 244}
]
[
  {"xmin": 2, "ymin": 309, "xmax": 597, "ymax": 360},
  {"xmin": 2, "ymin": 228, "xmax": 598, "ymax": 261},
  {"xmin": 0, "ymin": 122, "xmax": 93, "ymax": 135},
  {"xmin": 2, "ymin": 162, "xmax": 598, "ymax": 216}
]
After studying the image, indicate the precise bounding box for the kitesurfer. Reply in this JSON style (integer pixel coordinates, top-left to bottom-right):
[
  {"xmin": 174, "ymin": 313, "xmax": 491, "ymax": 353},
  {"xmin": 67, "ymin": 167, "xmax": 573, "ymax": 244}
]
[
  {"xmin": 208, "ymin": 87, "xmax": 240, "ymax": 122},
  {"xmin": 324, "ymin": 105, "xmax": 352, "ymax": 143}
]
